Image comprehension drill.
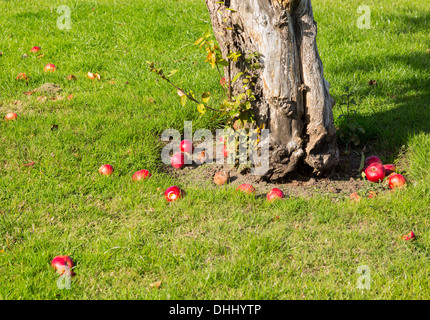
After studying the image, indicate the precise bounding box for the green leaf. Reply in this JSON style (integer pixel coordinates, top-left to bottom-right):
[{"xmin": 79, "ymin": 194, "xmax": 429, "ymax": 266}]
[
  {"xmin": 197, "ymin": 104, "xmax": 206, "ymax": 115},
  {"xmin": 180, "ymin": 94, "xmax": 187, "ymax": 107},
  {"xmin": 232, "ymin": 72, "xmax": 243, "ymax": 84},
  {"xmin": 202, "ymin": 92, "xmax": 211, "ymax": 104},
  {"xmin": 167, "ymin": 69, "xmax": 179, "ymax": 77}
]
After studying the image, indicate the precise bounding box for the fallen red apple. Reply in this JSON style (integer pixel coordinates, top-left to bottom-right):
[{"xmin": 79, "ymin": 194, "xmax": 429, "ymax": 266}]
[
  {"xmin": 222, "ymin": 145, "xmax": 228, "ymax": 158},
  {"xmin": 349, "ymin": 192, "xmax": 361, "ymax": 202},
  {"xmin": 365, "ymin": 163, "xmax": 386, "ymax": 183},
  {"xmin": 214, "ymin": 171, "xmax": 229, "ymax": 185},
  {"xmin": 98, "ymin": 164, "xmax": 114, "ymax": 176},
  {"xmin": 368, "ymin": 191, "xmax": 378, "ymax": 199},
  {"xmin": 401, "ymin": 231, "xmax": 415, "ymax": 241},
  {"xmin": 66, "ymin": 75, "xmax": 77, "ymax": 81},
  {"xmin": 383, "ymin": 164, "xmax": 396, "ymax": 175},
  {"xmin": 267, "ymin": 188, "xmax": 285, "ymax": 202},
  {"xmin": 236, "ymin": 183, "xmax": 255, "ymax": 194},
  {"xmin": 132, "ymin": 169, "xmax": 151, "ymax": 181},
  {"xmin": 16, "ymin": 73, "xmax": 28, "ymax": 81},
  {"xmin": 364, "ymin": 156, "xmax": 383, "ymax": 170},
  {"xmin": 51, "ymin": 255, "xmax": 75, "ymax": 276},
  {"xmin": 5, "ymin": 113, "xmax": 17, "ymax": 121},
  {"xmin": 388, "ymin": 174, "xmax": 406, "ymax": 189},
  {"xmin": 44, "ymin": 63, "xmax": 56, "ymax": 72},
  {"xmin": 171, "ymin": 152, "xmax": 186, "ymax": 169},
  {"xmin": 180, "ymin": 139, "xmax": 194, "ymax": 154},
  {"xmin": 164, "ymin": 186, "xmax": 182, "ymax": 202},
  {"xmin": 31, "ymin": 46, "xmax": 41, "ymax": 53}
]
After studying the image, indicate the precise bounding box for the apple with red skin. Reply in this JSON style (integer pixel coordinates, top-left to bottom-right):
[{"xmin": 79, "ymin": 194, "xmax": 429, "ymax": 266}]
[
  {"xmin": 51, "ymin": 255, "xmax": 75, "ymax": 276},
  {"xmin": 5, "ymin": 113, "xmax": 17, "ymax": 121},
  {"xmin": 99, "ymin": 164, "xmax": 114, "ymax": 176},
  {"xmin": 236, "ymin": 183, "xmax": 255, "ymax": 194},
  {"xmin": 267, "ymin": 188, "xmax": 285, "ymax": 202},
  {"xmin": 388, "ymin": 174, "xmax": 406, "ymax": 189},
  {"xmin": 44, "ymin": 63, "xmax": 56, "ymax": 72},
  {"xmin": 402, "ymin": 231, "xmax": 415, "ymax": 241},
  {"xmin": 31, "ymin": 46, "xmax": 41, "ymax": 53},
  {"xmin": 132, "ymin": 169, "xmax": 151, "ymax": 181},
  {"xmin": 383, "ymin": 164, "xmax": 396, "ymax": 175},
  {"xmin": 180, "ymin": 139, "xmax": 194, "ymax": 154},
  {"xmin": 222, "ymin": 145, "xmax": 228, "ymax": 158},
  {"xmin": 363, "ymin": 156, "xmax": 383, "ymax": 171},
  {"xmin": 164, "ymin": 186, "xmax": 182, "ymax": 202},
  {"xmin": 365, "ymin": 163, "xmax": 386, "ymax": 183},
  {"xmin": 171, "ymin": 152, "xmax": 186, "ymax": 169}
]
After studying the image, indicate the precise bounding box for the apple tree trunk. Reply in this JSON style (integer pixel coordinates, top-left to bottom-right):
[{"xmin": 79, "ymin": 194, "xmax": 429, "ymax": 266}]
[{"xmin": 205, "ymin": 0, "xmax": 339, "ymax": 181}]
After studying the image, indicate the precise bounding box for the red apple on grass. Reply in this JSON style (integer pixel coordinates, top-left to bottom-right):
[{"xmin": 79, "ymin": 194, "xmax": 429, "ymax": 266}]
[
  {"xmin": 180, "ymin": 139, "xmax": 194, "ymax": 154},
  {"xmin": 267, "ymin": 188, "xmax": 285, "ymax": 202},
  {"xmin": 171, "ymin": 152, "xmax": 186, "ymax": 169},
  {"xmin": 44, "ymin": 63, "xmax": 56, "ymax": 72},
  {"xmin": 51, "ymin": 255, "xmax": 75, "ymax": 276},
  {"xmin": 365, "ymin": 163, "xmax": 386, "ymax": 182},
  {"xmin": 388, "ymin": 174, "xmax": 406, "ymax": 189},
  {"xmin": 364, "ymin": 156, "xmax": 383, "ymax": 167},
  {"xmin": 16, "ymin": 73, "xmax": 28, "ymax": 81},
  {"xmin": 401, "ymin": 231, "xmax": 415, "ymax": 241},
  {"xmin": 383, "ymin": 164, "xmax": 396, "ymax": 175},
  {"xmin": 98, "ymin": 164, "xmax": 114, "ymax": 176},
  {"xmin": 31, "ymin": 46, "xmax": 41, "ymax": 53},
  {"xmin": 5, "ymin": 113, "xmax": 17, "ymax": 121},
  {"xmin": 236, "ymin": 183, "xmax": 255, "ymax": 194},
  {"xmin": 164, "ymin": 186, "xmax": 182, "ymax": 202},
  {"xmin": 214, "ymin": 171, "xmax": 229, "ymax": 185},
  {"xmin": 132, "ymin": 169, "xmax": 151, "ymax": 181}
]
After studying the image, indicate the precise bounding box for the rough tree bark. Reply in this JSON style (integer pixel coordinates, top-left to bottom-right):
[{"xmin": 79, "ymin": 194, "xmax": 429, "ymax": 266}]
[{"xmin": 205, "ymin": 0, "xmax": 339, "ymax": 181}]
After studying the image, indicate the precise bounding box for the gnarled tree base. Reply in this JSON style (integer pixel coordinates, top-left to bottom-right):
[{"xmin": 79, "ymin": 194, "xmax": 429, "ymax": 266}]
[{"xmin": 206, "ymin": 0, "xmax": 339, "ymax": 182}]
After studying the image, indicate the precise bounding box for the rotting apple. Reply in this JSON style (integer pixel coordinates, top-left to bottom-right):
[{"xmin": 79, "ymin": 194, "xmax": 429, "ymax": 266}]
[
  {"xmin": 180, "ymin": 139, "xmax": 194, "ymax": 155},
  {"xmin": 267, "ymin": 188, "xmax": 285, "ymax": 202},
  {"xmin": 194, "ymin": 150, "xmax": 207, "ymax": 165},
  {"xmin": 51, "ymin": 255, "xmax": 75, "ymax": 276},
  {"xmin": 164, "ymin": 186, "xmax": 182, "ymax": 202},
  {"xmin": 349, "ymin": 192, "xmax": 361, "ymax": 202},
  {"xmin": 383, "ymin": 164, "xmax": 396, "ymax": 175},
  {"xmin": 365, "ymin": 163, "xmax": 386, "ymax": 183},
  {"xmin": 5, "ymin": 113, "xmax": 17, "ymax": 121},
  {"xmin": 31, "ymin": 46, "xmax": 41, "ymax": 53},
  {"xmin": 16, "ymin": 73, "xmax": 28, "ymax": 81},
  {"xmin": 214, "ymin": 171, "xmax": 229, "ymax": 185},
  {"xmin": 132, "ymin": 169, "xmax": 151, "ymax": 181},
  {"xmin": 236, "ymin": 183, "xmax": 255, "ymax": 194},
  {"xmin": 401, "ymin": 231, "xmax": 415, "ymax": 241},
  {"xmin": 98, "ymin": 164, "xmax": 114, "ymax": 176},
  {"xmin": 388, "ymin": 174, "xmax": 406, "ymax": 189},
  {"xmin": 171, "ymin": 152, "xmax": 186, "ymax": 169},
  {"xmin": 44, "ymin": 63, "xmax": 56, "ymax": 72}
]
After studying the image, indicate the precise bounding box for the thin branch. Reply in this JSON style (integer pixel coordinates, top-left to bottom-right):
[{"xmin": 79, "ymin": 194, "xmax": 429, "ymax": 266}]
[{"xmin": 157, "ymin": 73, "xmax": 222, "ymax": 112}]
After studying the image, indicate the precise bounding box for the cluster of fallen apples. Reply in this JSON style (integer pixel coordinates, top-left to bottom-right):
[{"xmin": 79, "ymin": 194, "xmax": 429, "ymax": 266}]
[
  {"xmin": 4, "ymin": 45, "xmax": 102, "ymax": 121},
  {"xmin": 6, "ymin": 46, "xmax": 415, "ymax": 281},
  {"xmin": 362, "ymin": 155, "xmax": 407, "ymax": 189}
]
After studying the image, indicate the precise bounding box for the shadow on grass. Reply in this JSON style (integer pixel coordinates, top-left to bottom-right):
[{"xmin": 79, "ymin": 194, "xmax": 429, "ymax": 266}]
[{"xmin": 334, "ymin": 50, "xmax": 430, "ymax": 162}]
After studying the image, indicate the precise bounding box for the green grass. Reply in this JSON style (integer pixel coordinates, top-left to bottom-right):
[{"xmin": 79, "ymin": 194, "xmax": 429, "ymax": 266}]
[{"xmin": 1, "ymin": 0, "xmax": 430, "ymax": 299}]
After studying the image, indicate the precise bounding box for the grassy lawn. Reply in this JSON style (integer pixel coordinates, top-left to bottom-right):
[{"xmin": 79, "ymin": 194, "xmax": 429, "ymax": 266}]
[{"xmin": 0, "ymin": 0, "xmax": 429, "ymax": 299}]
